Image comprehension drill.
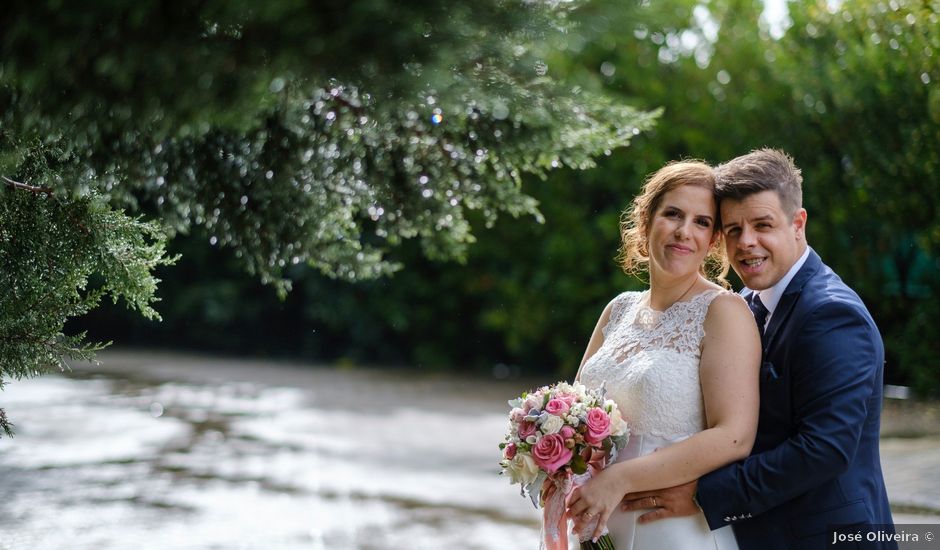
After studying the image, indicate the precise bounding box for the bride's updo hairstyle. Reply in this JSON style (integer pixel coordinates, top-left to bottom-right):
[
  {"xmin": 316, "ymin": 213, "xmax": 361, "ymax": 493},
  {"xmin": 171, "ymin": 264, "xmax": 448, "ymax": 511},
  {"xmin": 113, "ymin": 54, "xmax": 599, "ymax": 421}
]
[{"xmin": 617, "ymin": 160, "xmax": 729, "ymax": 286}]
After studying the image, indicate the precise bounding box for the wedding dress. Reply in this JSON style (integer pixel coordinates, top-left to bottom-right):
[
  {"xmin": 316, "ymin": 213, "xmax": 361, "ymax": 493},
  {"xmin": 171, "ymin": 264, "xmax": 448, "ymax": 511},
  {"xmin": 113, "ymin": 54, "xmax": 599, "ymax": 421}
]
[{"xmin": 579, "ymin": 289, "xmax": 739, "ymax": 550}]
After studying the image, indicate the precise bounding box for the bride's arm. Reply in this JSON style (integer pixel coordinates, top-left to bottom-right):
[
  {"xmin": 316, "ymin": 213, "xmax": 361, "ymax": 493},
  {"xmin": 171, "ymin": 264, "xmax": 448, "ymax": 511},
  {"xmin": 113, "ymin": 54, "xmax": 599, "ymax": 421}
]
[
  {"xmin": 567, "ymin": 293, "xmax": 760, "ymax": 537},
  {"xmin": 573, "ymin": 300, "xmax": 614, "ymax": 382}
]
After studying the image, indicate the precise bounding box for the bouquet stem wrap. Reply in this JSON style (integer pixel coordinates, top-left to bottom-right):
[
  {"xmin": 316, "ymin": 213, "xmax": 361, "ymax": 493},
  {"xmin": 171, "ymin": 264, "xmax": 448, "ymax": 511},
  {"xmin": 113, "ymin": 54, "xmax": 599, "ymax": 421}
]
[
  {"xmin": 540, "ymin": 448, "xmax": 609, "ymax": 550},
  {"xmin": 540, "ymin": 472, "xmax": 572, "ymax": 550}
]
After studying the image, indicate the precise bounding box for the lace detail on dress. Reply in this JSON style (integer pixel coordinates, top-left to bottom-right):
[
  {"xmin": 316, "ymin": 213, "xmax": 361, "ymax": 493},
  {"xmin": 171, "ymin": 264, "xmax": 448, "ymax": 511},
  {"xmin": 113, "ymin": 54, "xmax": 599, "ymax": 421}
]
[
  {"xmin": 602, "ymin": 291, "xmax": 638, "ymax": 338},
  {"xmin": 582, "ymin": 289, "xmax": 731, "ymax": 439}
]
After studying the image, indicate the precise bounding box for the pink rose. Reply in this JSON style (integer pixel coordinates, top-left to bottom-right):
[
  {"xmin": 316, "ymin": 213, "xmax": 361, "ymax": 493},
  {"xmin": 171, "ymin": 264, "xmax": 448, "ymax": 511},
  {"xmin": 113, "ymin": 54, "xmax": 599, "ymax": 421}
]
[
  {"xmin": 510, "ymin": 408, "xmax": 526, "ymax": 423},
  {"xmin": 584, "ymin": 408, "xmax": 611, "ymax": 445},
  {"xmin": 557, "ymin": 393, "xmax": 577, "ymax": 407},
  {"xmin": 544, "ymin": 398, "xmax": 570, "ymax": 417},
  {"xmin": 504, "ymin": 443, "xmax": 517, "ymax": 459},
  {"xmin": 518, "ymin": 420, "xmax": 537, "ymax": 440},
  {"xmin": 560, "ymin": 425, "xmax": 575, "ymax": 440},
  {"xmin": 531, "ymin": 433, "xmax": 573, "ymax": 473}
]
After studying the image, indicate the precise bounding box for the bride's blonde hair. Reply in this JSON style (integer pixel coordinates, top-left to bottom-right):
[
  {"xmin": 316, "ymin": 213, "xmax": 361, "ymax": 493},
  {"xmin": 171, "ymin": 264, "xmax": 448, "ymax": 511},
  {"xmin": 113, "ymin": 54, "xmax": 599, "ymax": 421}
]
[{"xmin": 617, "ymin": 160, "xmax": 729, "ymax": 286}]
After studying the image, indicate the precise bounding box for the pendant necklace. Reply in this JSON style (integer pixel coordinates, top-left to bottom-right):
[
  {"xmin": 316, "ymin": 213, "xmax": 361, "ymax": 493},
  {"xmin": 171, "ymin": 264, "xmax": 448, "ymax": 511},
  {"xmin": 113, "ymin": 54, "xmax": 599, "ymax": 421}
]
[{"xmin": 637, "ymin": 277, "xmax": 699, "ymax": 328}]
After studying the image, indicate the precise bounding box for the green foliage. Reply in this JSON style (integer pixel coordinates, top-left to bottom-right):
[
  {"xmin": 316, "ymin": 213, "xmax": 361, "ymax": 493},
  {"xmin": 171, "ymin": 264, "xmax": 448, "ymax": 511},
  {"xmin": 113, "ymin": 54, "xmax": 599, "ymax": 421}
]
[
  {"xmin": 1, "ymin": 0, "xmax": 657, "ymax": 291},
  {"xmin": 0, "ymin": 185, "xmax": 174, "ymax": 435},
  {"xmin": 0, "ymin": 0, "xmax": 659, "ymax": 432},
  {"xmin": 588, "ymin": 0, "xmax": 940, "ymax": 392},
  {"xmin": 75, "ymin": 0, "xmax": 940, "ymax": 397},
  {"xmin": 570, "ymin": 454, "xmax": 588, "ymax": 475},
  {"xmin": 7, "ymin": 0, "xmax": 938, "ymax": 430},
  {"xmin": 776, "ymin": 0, "xmax": 940, "ymax": 393}
]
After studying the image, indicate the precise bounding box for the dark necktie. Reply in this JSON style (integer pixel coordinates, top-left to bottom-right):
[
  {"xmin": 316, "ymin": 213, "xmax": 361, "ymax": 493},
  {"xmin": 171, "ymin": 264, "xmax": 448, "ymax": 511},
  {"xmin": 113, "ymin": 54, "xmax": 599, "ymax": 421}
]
[{"xmin": 748, "ymin": 293, "xmax": 769, "ymax": 340}]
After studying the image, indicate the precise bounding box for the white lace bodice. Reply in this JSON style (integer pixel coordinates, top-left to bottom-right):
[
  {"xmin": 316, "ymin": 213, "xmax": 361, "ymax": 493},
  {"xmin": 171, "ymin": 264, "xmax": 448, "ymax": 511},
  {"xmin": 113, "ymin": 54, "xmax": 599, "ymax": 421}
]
[{"xmin": 580, "ymin": 289, "xmax": 729, "ymax": 439}]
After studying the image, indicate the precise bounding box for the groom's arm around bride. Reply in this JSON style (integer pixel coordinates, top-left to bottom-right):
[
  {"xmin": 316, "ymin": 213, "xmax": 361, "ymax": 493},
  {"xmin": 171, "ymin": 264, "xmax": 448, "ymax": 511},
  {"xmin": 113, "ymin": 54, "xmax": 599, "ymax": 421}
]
[{"xmin": 624, "ymin": 149, "xmax": 896, "ymax": 550}]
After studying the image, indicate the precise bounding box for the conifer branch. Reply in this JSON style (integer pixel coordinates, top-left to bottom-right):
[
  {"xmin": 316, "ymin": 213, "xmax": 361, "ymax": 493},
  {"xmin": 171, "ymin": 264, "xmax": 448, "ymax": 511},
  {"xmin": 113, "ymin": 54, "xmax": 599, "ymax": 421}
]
[
  {"xmin": 2, "ymin": 176, "xmax": 53, "ymax": 195},
  {"xmin": 0, "ymin": 408, "xmax": 13, "ymax": 437}
]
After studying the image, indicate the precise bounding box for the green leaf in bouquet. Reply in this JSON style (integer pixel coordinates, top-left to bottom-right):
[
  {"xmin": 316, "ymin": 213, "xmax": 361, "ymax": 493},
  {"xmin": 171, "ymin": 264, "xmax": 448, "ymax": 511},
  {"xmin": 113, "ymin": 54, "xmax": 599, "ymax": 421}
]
[{"xmin": 570, "ymin": 454, "xmax": 587, "ymax": 475}]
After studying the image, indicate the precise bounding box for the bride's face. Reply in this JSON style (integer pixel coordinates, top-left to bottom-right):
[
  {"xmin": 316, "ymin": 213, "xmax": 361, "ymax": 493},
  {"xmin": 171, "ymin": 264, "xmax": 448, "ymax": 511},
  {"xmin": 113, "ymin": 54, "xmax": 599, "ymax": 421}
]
[{"xmin": 646, "ymin": 184, "xmax": 717, "ymax": 278}]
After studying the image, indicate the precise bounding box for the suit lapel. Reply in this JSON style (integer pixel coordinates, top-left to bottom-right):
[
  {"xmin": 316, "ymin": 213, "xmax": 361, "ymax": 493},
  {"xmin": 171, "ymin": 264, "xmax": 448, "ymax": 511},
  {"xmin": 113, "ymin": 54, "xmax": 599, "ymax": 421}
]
[{"xmin": 763, "ymin": 249, "xmax": 822, "ymax": 350}]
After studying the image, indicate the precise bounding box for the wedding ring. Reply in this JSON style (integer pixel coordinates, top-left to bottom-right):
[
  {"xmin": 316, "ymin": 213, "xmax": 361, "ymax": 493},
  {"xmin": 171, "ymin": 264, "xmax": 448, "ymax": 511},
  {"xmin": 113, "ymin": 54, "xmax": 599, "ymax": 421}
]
[{"xmin": 651, "ymin": 497, "xmax": 658, "ymax": 507}]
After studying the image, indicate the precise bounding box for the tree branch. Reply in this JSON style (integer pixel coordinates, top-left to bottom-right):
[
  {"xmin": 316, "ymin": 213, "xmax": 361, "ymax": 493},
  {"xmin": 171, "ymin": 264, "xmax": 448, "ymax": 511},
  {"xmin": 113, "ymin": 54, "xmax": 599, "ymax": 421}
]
[
  {"xmin": 2, "ymin": 176, "xmax": 54, "ymax": 195},
  {"xmin": 0, "ymin": 407, "xmax": 13, "ymax": 437}
]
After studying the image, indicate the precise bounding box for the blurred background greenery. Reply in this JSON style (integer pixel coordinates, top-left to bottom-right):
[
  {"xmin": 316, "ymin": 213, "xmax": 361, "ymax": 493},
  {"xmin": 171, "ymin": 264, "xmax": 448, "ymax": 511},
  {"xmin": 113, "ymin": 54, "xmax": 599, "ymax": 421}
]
[{"xmin": 4, "ymin": 0, "xmax": 938, "ymax": 403}]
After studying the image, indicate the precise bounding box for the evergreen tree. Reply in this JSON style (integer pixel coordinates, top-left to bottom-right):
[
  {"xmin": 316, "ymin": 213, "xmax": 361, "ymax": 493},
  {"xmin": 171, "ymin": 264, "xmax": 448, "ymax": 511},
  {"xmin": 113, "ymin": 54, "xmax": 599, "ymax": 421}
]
[{"xmin": 0, "ymin": 0, "xmax": 657, "ymax": 434}]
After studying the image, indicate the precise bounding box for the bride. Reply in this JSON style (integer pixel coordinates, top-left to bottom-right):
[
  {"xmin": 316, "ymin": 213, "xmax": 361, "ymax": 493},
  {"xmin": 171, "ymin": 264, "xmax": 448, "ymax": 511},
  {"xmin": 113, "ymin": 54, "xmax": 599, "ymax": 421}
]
[{"xmin": 568, "ymin": 160, "xmax": 761, "ymax": 549}]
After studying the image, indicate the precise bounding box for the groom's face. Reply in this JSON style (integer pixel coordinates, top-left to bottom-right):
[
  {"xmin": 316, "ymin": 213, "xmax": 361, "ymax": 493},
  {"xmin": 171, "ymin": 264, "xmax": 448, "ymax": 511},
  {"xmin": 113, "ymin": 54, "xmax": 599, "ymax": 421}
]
[{"xmin": 720, "ymin": 190, "xmax": 807, "ymax": 291}]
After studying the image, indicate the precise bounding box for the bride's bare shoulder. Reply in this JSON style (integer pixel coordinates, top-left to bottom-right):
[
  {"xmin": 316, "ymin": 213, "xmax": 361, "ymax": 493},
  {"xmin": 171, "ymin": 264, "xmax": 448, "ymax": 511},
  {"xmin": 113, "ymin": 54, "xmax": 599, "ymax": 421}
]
[{"xmin": 704, "ymin": 290, "xmax": 752, "ymax": 327}]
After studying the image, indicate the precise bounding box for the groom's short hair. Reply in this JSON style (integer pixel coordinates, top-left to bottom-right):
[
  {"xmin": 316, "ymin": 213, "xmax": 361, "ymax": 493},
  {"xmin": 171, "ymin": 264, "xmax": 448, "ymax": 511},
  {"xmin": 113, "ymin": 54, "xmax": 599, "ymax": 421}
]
[{"xmin": 714, "ymin": 148, "xmax": 803, "ymax": 215}]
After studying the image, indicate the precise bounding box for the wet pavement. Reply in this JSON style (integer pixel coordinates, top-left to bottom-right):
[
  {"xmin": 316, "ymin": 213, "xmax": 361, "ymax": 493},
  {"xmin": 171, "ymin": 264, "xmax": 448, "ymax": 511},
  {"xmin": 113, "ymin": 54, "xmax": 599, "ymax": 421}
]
[
  {"xmin": 0, "ymin": 351, "xmax": 542, "ymax": 549},
  {"xmin": 0, "ymin": 351, "xmax": 936, "ymax": 549}
]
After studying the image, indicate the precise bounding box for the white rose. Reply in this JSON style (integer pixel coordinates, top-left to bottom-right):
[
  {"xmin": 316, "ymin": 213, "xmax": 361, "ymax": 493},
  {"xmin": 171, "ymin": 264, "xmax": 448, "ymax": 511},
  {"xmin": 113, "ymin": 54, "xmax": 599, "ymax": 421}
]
[
  {"xmin": 541, "ymin": 414, "xmax": 564, "ymax": 435},
  {"xmin": 609, "ymin": 407, "xmax": 629, "ymax": 437},
  {"xmin": 506, "ymin": 453, "xmax": 540, "ymax": 485}
]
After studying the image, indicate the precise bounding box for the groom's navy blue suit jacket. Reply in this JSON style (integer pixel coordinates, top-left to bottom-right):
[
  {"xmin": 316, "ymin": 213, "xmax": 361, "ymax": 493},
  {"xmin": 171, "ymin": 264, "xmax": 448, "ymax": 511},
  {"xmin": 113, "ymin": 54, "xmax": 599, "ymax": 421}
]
[{"xmin": 697, "ymin": 249, "xmax": 895, "ymax": 549}]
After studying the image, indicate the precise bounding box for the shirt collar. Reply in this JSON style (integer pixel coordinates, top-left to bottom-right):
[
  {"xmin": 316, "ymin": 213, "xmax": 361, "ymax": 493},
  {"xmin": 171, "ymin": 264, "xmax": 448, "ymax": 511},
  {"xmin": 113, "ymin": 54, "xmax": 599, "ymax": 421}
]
[{"xmin": 747, "ymin": 246, "xmax": 810, "ymax": 316}]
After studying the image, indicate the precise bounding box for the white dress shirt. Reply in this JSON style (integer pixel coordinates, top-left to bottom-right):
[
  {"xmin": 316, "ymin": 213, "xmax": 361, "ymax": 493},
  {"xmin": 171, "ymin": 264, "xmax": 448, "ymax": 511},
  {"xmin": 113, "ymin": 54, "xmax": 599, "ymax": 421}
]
[{"xmin": 747, "ymin": 246, "xmax": 810, "ymax": 331}]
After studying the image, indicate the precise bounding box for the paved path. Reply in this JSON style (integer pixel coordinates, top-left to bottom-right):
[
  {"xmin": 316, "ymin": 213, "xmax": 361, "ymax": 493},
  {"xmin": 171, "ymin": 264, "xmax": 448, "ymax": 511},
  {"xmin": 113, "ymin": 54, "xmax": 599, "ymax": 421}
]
[
  {"xmin": 881, "ymin": 436, "xmax": 940, "ymax": 523},
  {"xmin": 880, "ymin": 398, "xmax": 940, "ymax": 523}
]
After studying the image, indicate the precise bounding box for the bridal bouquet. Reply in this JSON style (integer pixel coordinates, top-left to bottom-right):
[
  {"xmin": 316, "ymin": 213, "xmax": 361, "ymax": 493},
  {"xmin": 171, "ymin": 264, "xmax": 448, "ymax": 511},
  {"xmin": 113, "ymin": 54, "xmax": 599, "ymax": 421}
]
[{"xmin": 499, "ymin": 381, "xmax": 629, "ymax": 550}]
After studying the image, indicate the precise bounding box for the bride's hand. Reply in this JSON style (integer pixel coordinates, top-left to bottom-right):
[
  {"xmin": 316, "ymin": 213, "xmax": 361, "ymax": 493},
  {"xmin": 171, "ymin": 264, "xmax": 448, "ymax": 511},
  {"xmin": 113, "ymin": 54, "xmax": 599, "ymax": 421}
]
[{"xmin": 566, "ymin": 467, "xmax": 627, "ymax": 542}]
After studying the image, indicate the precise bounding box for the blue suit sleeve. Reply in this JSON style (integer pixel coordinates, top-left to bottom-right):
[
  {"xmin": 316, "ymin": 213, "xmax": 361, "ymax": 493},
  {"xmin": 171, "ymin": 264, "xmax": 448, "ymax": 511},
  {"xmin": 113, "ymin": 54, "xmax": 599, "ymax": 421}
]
[{"xmin": 696, "ymin": 301, "xmax": 879, "ymax": 529}]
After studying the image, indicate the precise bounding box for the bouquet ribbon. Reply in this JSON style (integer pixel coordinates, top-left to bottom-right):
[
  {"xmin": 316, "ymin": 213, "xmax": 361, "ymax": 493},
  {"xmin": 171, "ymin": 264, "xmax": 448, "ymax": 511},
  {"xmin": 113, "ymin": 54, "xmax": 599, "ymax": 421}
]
[
  {"xmin": 541, "ymin": 448, "xmax": 609, "ymax": 549},
  {"xmin": 541, "ymin": 472, "xmax": 573, "ymax": 550}
]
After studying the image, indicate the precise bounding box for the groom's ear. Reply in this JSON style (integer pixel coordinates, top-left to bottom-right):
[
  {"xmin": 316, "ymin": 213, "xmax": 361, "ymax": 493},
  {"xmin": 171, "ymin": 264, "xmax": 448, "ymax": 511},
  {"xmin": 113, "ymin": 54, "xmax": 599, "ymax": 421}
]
[
  {"xmin": 709, "ymin": 229, "xmax": 720, "ymax": 247},
  {"xmin": 791, "ymin": 208, "xmax": 807, "ymax": 240}
]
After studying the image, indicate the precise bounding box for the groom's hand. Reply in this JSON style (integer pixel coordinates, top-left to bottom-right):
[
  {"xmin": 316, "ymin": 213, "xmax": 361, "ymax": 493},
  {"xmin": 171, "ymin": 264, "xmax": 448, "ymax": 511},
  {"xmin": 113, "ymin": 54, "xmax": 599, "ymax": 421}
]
[{"xmin": 620, "ymin": 480, "xmax": 699, "ymax": 523}]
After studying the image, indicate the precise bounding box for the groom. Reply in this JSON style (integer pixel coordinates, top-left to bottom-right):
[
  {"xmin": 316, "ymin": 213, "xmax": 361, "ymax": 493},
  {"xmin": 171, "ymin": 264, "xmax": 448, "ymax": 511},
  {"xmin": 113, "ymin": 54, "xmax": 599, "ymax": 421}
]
[{"xmin": 622, "ymin": 149, "xmax": 896, "ymax": 549}]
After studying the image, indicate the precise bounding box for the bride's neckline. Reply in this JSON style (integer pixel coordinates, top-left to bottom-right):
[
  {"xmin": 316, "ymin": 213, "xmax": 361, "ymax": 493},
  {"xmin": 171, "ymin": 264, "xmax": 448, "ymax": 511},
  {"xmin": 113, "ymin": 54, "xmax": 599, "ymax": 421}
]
[
  {"xmin": 637, "ymin": 287, "xmax": 717, "ymax": 314},
  {"xmin": 631, "ymin": 288, "xmax": 719, "ymax": 329}
]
